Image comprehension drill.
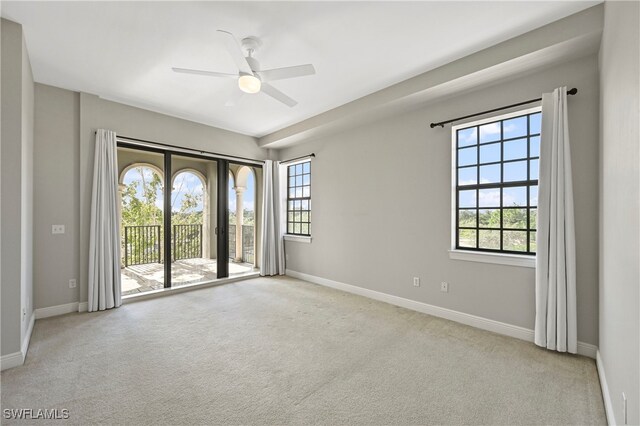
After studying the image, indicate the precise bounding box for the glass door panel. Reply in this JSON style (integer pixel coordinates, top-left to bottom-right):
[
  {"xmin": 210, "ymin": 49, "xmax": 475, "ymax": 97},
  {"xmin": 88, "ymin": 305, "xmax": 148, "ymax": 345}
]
[
  {"xmin": 228, "ymin": 163, "xmax": 259, "ymax": 276},
  {"xmin": 170, "ymin": 154, "xmax": 218, "ymax": 286},
  {"xmin": 117, "ymin": 146, "xmax": 165, "ymax": 296}
]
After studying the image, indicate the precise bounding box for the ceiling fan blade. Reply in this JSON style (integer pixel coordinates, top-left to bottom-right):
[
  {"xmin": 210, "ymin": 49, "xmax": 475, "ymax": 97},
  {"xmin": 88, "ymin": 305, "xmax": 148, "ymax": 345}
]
[
  {"xmin": 172, "ymin": 67, "xmax": 237, "ymax": 78},
  {"xmin": 258, "ymin": 64, "xmax": 316, "ymax": 82},
  {"xmin": 261, "ymin": 83, "xmax": 297, "ymax": 107},
  {"xmin": 216, "ymin": 30, "xmax": 253, "ymax": 76},
  {"xmin": 224, "ymin": 90, "xmax": 246, "ymax": 107}
]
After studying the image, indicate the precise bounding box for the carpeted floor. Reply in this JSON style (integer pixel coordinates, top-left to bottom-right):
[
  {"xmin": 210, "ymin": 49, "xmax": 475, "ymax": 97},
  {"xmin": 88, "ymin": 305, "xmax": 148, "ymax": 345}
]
[{"xmin": 1, "ymin": 276, "xmax": 605, "ymax": 425}]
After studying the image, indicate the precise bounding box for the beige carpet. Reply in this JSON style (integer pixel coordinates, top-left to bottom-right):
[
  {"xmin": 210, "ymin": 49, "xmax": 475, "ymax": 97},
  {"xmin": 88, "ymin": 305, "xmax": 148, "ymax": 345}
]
[{"xmin": 1, "ymin": 276, "xmax": 605, "ymax": 425}]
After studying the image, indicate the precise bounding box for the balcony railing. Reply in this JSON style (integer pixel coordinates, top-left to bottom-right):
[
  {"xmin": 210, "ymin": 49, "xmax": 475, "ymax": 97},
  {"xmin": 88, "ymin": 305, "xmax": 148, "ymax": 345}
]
[
  {"xmin": 228, "ymin": 224, "xmax": 254, "ymax": 263},
  {"xmin": 123, "ymin": 223, "xmax": 252, "ymax": 267},
  {"xmin": 123, "ymin": 225, "xmax": 161, "ymax": 267},
  {"xmin": 172, "ymin": 224, "xmax": 202, "ymax": 261}
]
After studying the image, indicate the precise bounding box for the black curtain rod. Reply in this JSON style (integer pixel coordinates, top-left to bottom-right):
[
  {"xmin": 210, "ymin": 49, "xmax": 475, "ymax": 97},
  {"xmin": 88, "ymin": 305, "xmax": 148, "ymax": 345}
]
[
  {"xmin": 280, "ymin": 153, "xmax": 315, "ymax": 164},
  {"xmin": 95, "ymin": 132, "xmax": 265, "ymax": 165},
  {"xmin": 430, "ymin": 88, "xmax": 578, "ymax": 128}
]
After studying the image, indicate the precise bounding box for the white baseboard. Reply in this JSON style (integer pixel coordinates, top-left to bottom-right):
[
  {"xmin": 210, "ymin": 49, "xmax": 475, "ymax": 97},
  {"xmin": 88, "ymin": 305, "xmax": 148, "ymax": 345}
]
[
  {"xmin": 285, "ymin": 269, "xmax": 597, "ymax": 359},
  {"xmin": 0, "ymin": 351, "xmax": 24, "ymax": 371},
  {"xmin": 35, "ymin": 301, "xmax": 88, "ymax": 319},
  {"xmin": 1, "ymin": 312, "xmax": 35, "ymax": 371},
  {"xmin": 596, "ymin": 350, "xmax": 615, "ymax": 425}
]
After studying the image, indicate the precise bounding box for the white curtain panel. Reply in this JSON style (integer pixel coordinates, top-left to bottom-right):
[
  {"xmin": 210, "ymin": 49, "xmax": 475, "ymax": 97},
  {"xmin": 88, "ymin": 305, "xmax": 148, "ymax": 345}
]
[
  {"xmin": 534, "ymin": 87, "xmax": 577, "ymax": 353},
  {"xmin": 260, "ymin": 160, "xmax": 285, "ymax": 276},
  {"xmin": 88, "ymin": 129, "xmax": 122, "ymax": 312}
]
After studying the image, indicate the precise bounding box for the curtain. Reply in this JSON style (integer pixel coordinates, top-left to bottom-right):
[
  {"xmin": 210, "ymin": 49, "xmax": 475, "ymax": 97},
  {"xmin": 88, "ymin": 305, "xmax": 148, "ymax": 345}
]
[
  {"xmin": 534, "ymin": 87, "xmax": 577, "ymax": 353},
  {"xmin": 88, "ymin": 129, "xmax": 122, "ymax": 312},
  {"xmin": 260, "ymin": 160, "xmax": 285, "ymax": 276}
]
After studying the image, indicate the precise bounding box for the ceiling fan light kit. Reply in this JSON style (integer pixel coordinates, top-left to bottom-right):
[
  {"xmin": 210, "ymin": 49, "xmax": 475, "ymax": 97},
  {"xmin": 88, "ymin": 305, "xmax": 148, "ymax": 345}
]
[
  {"xmin": 238, "ymin": 74, "xmax": 261, "ymax": 94},
  {"xmin": 173, "ymin": 30, "xmax": 316, "ymax": 107}
]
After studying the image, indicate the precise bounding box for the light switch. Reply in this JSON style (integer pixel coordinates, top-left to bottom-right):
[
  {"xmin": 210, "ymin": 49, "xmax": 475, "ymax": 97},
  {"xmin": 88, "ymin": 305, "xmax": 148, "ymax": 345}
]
[{"xmin": 52, "ymin": 225, "xmax": 65, "ymax": 234}]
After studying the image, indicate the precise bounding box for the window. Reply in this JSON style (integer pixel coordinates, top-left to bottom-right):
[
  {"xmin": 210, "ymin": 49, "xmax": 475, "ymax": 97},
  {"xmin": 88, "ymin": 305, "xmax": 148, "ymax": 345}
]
[
  {"xmin": 287, "ymin": 161, "xmax": 311, "ymax": 236},
  {"xmin": 453, "ymin": 108, "xmax": 540, "ymax": 255}
]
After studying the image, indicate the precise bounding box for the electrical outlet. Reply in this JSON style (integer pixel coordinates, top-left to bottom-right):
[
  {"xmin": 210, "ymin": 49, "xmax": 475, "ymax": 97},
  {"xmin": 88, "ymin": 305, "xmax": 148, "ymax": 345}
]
[
  {"xmin": 440, "ymin": 282, "xmax": 449, "ymax": 292},
  {"xmin": 69, "ymin": 279, "xmax": 77, "ymax": 289},
  {"xmin": 413, "ymin": 277, "xmax": 420, "ymax": 287},
  {"xmin": 52, "ymin": 224, "xmax": 65, "ymax": 234},
  {"xmin": 622, "ymin": 392, "xmax": 627, "ymax": 425}
]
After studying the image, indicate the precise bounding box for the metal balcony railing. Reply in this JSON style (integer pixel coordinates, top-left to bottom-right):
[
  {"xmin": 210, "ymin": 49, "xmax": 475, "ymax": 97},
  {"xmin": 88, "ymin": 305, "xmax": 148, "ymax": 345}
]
[
  {"xmin": 172, "ymin": 224, "xmax": 202, "ymax": 261},
  {"xmin": 123, "ymin": 225, "xmax": 161, "ymax": 267},
  {"xmin": 228, "ymin": 224, "xmax": 254, "ymax": 263}
]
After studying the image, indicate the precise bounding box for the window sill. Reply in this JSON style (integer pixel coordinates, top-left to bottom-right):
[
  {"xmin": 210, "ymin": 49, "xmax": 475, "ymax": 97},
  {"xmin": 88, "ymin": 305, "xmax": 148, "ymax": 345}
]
[
  {"xmin": 284, "ymin": 234, "xmax": 312, "ymax": 244},
  {"xmin": 449, "ymin": 249, "xmax": 535, "ymax": 268}
]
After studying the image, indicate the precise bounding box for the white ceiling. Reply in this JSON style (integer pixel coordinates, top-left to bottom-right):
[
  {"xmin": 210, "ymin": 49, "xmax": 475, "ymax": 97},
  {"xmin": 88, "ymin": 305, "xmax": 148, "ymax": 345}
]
[{"xmin": 2, "ymin": 1, "xmax": 598, "ymax": 138}]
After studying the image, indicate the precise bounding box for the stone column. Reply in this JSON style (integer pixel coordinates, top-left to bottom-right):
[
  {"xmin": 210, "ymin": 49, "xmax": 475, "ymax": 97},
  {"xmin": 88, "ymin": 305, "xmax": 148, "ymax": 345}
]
[
  {"xmin": 118, "ymin": 183, "xmax": 125, "ymax": 268},
  {"xmin": 234, "ymin": 186, "xmax": 245, "ymax": 262}
]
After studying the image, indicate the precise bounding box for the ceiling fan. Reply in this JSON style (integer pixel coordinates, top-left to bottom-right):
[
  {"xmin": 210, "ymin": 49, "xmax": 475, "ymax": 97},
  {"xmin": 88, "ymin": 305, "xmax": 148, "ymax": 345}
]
[{"xmin": 173, "ymin": 30, "xmax": 316, "ymax": 107}]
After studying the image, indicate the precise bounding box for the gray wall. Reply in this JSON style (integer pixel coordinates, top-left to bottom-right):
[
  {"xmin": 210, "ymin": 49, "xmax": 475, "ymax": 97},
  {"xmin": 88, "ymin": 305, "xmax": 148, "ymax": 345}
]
[
  {"xmin": 33, "ymin": 85, "xmax": 267, "ymax": 310},
  {"xmin": 598, "ymin": 1, "xmax": 640, "ymax": 424},
  {"xmin": 1, "ymin": 18, "xmax": 34, "ymax": 356},
  {"xmin": 279, "ymin": 55, "xmax": 600, "ymax": 346},
  {"xmin": 33, "ymin": 84, "xmax": 80, "ymax": 309}
]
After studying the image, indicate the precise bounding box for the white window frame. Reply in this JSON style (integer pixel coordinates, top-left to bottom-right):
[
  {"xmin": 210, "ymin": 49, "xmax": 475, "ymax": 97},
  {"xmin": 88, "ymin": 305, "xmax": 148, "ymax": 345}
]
[{"xmin": 449, "ymin": 106, "xmax": 540, "ymax": 268}]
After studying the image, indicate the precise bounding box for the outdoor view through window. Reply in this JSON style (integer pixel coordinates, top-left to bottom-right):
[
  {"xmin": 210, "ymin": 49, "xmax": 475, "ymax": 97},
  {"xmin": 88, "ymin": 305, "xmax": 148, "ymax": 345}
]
[{"xmin": 454, "ymin": 109, "xmax": 540, "ymax": 255}]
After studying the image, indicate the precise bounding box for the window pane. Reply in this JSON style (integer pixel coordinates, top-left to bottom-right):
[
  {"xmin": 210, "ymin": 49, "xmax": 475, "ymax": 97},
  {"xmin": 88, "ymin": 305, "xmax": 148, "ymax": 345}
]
[
  {"xmin": 295, "ymin": 176, "xmax": 303, "ymax": 186},
  {"xmin": 457, "ymin": 127, "xmax": 477, "ymax": 147},
  {"xmin": 503, "ymin": 138, "xmax": 527, "ymax": 161},
  {"xmin": 288, "ymin": 201, "xmax": 294, "ymax": 211},
  {"xmin": 530, "ymin": 231, "xmax": 537, "ymax": 253},
  {"xmin": 458, "ymin": 167, "xmax": 477, "ymax": 186},
  {"xmin": 479, "ymin": 164, "xmax": 500, "ymax": 184},
  {"xmin": 529, "ymin": 208, "xmax": 537, "ymax": 229},
  {"xmin": 479, "ymin": 122, "xmax": 501, "ymax": 144},
  {"xmin": 459, "ymin": 190, "xmax": 476, "ymax": 208},
  {"xmin": 301, "ymin": 211, "xmax": 309, "ymax": 222},
  {"xmin": 504, "ymin": 160, "xmax": 527, "ymax": 182},
  {"xmin": 503, "ymin": 208, "xmax": 527, "ymax": 229},
  {"xmin": 530, "ymin": 185, "xmax": 538, "ymax": 206},
  {"xmin": 295, "ymin": 188, "xmax": 302, "ymax": 198},
  {"xmin": 480, "ymin": 143, "xmax": 500, "ymax": 164},
  {"xmin": 458, "ymin": 146, "xmax": 477, "ymax": 166},
  {"xmin": 503, "ymin": 186, "xmax": 527, "ymax": 207},
  {"xmin": 294, "ymin": 223, "xmax": 301, "ymax": 234},
  {"xmin": 478, "ymin": 188, "xmax": 500, "ymax": 208},
  {"xmin": 459, "ymin": 229, "xmax": 476, "ymax": 248},
  {"xmin": 293, "ymin": 212, "xmax": 301, "ymax": 222},
  {"xmin": 479, "ymin": 209, "xmax": 500, "ymax": 228},
  {"xmin": 301, "ymin": 200, "xmax": 309, "ymax": 210},
  {"xmin": 503, "ymin": 230, "xmax": 527, "ymax": 252},
  {"xmin": 288, "ymin": 212, "xmax": 293, "ymax": 222},
  {"xmin": 459, "ymin": 209, "xmax": 476, "ymax": 227},
  {"xmin": 288, "ymin": 223, "xmax": 293, "ymax": 233},
  {"xmin": 295, "ymin": 164, "xmax": 303, "ymax": 175},
  {"xmin": 303, "ymin": 162, "xmax": 310, "ymax": 173},
  {"xmin": 303, "ymin": 186, "xmax": 310, "ymax": 197},
  {"xmin": 289, "ymin": 177, "xmax": 295, "ymax": 187},
  {"xmin": 289, "ymin": 188, "xmax": 295, "ymax": 198},
  {"xmin": 530, "ymin": 159, "xmax": 539, "ymax": 180},
  {"xmin": 301, "ymin": 224, "xmax": 309, "ymax": 235},
  {"xmin": 288, "ymin": 166, "xmax": 295, "ymax": 176},
  {"xmin": 530, "ymin": 136, "xmax": 540, "ymax": 157},
  {"xmin": 479, "ymin": 230, "xmax": 500, "ymax": 249},
  {"xmin": 303, "ymin": 175, "xmax": 310, "ymax": 185},
  {"xmin": 294, "ymin": 200, "xmax": 301, "ymax": 209},
  {"xmin": 503, "ymin": 116, "xmax": 527, "ymax": 139},
  {"xmin": 530, "ymin": 113, "xmax": 541, "ymax": 134}
]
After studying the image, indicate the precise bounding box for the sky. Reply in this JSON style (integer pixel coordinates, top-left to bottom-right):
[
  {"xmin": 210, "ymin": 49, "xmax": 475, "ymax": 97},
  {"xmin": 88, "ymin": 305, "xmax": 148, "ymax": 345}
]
[{"xmin": 457, "ymin": 113, "xmax": 540, "ymax": 208}]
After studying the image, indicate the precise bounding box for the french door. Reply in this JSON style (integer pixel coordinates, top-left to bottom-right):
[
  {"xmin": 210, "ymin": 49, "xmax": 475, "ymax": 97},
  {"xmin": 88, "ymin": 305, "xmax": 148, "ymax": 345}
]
[{"xmin": 117, "ymin": 143, "xmax": 258, "ymax": 296}]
